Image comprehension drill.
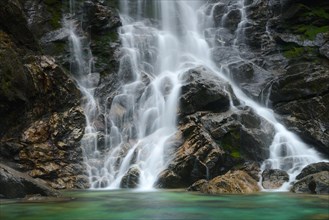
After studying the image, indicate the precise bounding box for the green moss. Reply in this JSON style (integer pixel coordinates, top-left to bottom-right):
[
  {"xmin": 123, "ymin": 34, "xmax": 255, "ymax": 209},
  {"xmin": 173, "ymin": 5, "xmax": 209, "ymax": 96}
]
[
  {"xmin": 52, "ymin": 42, "xmax": 66, "ymax": 55},
  {"xmin": 283, "ymin": 44, "xmax": 317, "ymax": 59},
  {"xmin": 92, "ymin": 31, "xmax": 120, "ymax": 76},
  {"xmin": 303, "ymin": 7, "xmax": 329, "ymax": 20},
  {"xmin": 220, "ymin": 129, "xmax": 241, "ymax": 159},
  {"xmin": 230, "ymin": 151, "xmax": 241, "ymax": 159},
  {"xmin": 313, "ymin": 8, "xmax": 329, "ymax": 19},
  {"xmin": 43, "ymin": 1, "xmax": 63, "ymax": 29},
  {"xmin": 94, "ymin": 31, "xmax": 119, "ymax": 45},
  {"xmin": 295, "ymin": 25, "xmax": 329, "ymax": 40},
  {"xmin": 283, "ymin": 47, "xmax": 304, "ymax": 58}
]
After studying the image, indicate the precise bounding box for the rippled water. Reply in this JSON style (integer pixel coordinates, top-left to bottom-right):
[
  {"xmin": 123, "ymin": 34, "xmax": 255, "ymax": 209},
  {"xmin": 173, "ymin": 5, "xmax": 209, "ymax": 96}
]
[{"xmin": 1, "ymin": 191, "xmax": 328, "ymax": 220}]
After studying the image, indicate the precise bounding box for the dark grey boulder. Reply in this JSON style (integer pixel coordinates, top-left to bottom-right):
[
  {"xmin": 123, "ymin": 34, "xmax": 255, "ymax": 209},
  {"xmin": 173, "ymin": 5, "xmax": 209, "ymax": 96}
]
[
  {"xmin": 179, "ymin": 66, "xmax": 233, "ymax": 116},
  {"xmin": 291, "ymin": 171, "xmax": 329, "ymax": 194},
  {"xmin": 0, "ymin": 163, "xmax": 59, "ymax": 199},
  {"xmin": 296, "ymin": 162, "xmax": 329, "ymax": 180}
]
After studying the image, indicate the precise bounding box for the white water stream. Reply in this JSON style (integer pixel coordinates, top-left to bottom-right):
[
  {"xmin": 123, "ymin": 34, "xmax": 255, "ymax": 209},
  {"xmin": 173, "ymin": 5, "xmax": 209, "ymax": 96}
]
[{"xmin": 68, "ymin": 0, "xmax": 325, "ymax": 191}]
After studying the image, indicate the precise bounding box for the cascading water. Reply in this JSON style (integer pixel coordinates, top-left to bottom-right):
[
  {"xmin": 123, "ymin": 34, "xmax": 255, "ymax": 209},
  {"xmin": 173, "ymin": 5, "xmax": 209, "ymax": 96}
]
[
  {"xmin": 65, "ymin": 0, "xmax": 101, "ymax": 186},
  {"xmin": 200, "ymin": 0, "xmax": 325, "ymax": 190},
  {"xmin": 73, "ymin": 0, "xmax": 325, "ymax": 191},
  {"xmin": 90, "ymin": 0, "xmax": 212, "ymax": 189}
]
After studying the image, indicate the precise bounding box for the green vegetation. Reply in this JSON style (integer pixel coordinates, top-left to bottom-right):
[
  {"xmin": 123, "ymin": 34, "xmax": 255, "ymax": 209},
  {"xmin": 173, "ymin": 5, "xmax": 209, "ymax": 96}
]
[
  {"xmin": 92, "ymin": 32, "xmax": 120, "ymax": 76},
  {"xmin": 283, "ymin": 3, "xmax": 329, "ymax": 41},
  {"xmin": 295, "ymin": 25, "xmax": 329, "ymax": 40},
  {"xmin": 44, "ymin": 0, "xmax": 63, "ymax": 29},
  {"xmin": 282, "ymin": 43, "xmax": 317, "ymax": 59},
  {"xmin": 220, "ymin": 130, "xmax": 241, "ymax": 159},
  {"xmin": 302, "ymin": 6, "xmax": 329, "ymax": 20}
]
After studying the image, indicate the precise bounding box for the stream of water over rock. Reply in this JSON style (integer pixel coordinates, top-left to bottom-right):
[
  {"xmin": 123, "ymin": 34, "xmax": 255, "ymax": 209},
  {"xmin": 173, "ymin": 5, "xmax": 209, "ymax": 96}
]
[{"xmin": 69, "ymin": 0, "xmax": 325, "ymax": 190}]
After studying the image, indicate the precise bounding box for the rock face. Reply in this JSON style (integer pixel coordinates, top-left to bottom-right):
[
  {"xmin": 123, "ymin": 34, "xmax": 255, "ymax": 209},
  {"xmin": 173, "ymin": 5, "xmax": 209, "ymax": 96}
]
[
  {"xmin": 209, "ymin": 0, "xmax": 329, "ymax": 156},
  {"xmin": 0, "ymin": 0, "xmax": 91, "ymax": 192},
  {"xmin": 156, "ymin": 67, "xmax": 274, "ymax": 188},
  {"xmin": 157, "ymin": 0, "xmax": 329, "ymax": 192},
  {"xmin": 0, "ymin": 163, "xmax": 59, "ymax": 199},
  {"xmin": 261, "ymin": 169, "xmax": 289, "ymax": 189},
  {"xmin": 188, "ymin": 170, "xmax": 260, "ymax": 194},
  {"xmin": 253, "ymin": 0, "xmax": 329, "ymax": 156}
]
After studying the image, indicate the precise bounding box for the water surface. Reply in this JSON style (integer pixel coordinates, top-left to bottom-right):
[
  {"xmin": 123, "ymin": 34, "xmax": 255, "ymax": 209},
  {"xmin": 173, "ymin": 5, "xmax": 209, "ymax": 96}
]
[{"xmin": 1, "ymin": 190, "xmax": 328, "ymax": 220}]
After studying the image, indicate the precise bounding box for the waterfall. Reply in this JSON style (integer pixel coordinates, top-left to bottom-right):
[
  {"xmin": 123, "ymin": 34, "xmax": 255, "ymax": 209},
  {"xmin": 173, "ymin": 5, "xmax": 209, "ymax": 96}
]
[
  {"xmin": 199, "ymin": 0, "xmax": 325, "ymax": 190},
  {"xmin": 68, "ymin": 0, "xmax": 325, "ymax": 191},
  {"xmin": 65, "ymin": 0, "xmax": 101, "ymax": 187},
  {"xmin": 85, "ymin": 0, "xmax": 210, "ymax": 189}
]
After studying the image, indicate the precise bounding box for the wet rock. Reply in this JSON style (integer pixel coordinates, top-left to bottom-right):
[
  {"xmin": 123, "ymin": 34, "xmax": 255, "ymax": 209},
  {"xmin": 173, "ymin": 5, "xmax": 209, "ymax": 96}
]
[
  {"xmin": 228, "ymin": 61, "xmax": 273, "ymax": 99},
  {"xmin": 211, "ymin": 46, "xmax": 240, "ymax": 64},
  {"xmin": 120, "ymin": 166, "xmax": 140, "ymax": 188},
  {"xmin": 261, "ymin": 169, "xmax": 289, "ymax": 189},
  {"xmin": 179, "ymin": 66, "xmax": 232, "ymax": 116},
  {"xmin": 155, "ymin": 169, "xmax": 185, "ymax": 188},
  {"xmin": 212, "ymin": 3, "xmax": 227, "ymax": 27},
  {"xmin": 291, "ymin": 171, "xmax": 329, "ymax": 194},
  {"xmin": 267, "ymin": 62, "xmax": 329, "ymax": 155},
  {"xmin": 160, "ymin": 106, "xmax": 273, "ymax": 188},
  {"xmin": 188, "ymin": 170, "xmax": 260, "ymax": 194},
  {"xmin": 118, "ymin": 55, "xmax": 137, "ymax": 83},
  {"xmin": 319, "ymin": 42, "xmax": 329, "ymax": 59},
  {"xmin": 296, "ymin": 162, "xmax": 329, "ymax": 180},
  {"xmin": 234, "ymin": 161, "xmax": 261, "ymax": 182},
  {"xmin": 0, "ymin": 163, "xmax": 59, "ymax": 199},
  {"xmin": 222, "ymin": 9, "xmax": 241, "ymax": 33},
  {"xmin": 83, "ymin": 0, "xmax": 121, "ymax": 33},
  {"xmin": 187, "ymin": 179, "xmax": 208, "ymax": 192},
  {"xmin": 274, "ymin": 92, "xmax": 329, "ymax": 155},
  {"xmin": 269, "ymin": 65, "xmax": 329, "ymax": 105},
  {"xmin": 161, "ymin": 115, "xmax": 225, "ymax": 187},
  {"xmin": 238, "ymin": 109, "xmax": 275, "ymax": 161}
]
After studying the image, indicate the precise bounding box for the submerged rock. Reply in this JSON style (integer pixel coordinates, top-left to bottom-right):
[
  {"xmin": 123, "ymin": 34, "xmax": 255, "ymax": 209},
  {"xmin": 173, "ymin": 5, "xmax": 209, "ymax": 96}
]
[
  {"xmin": 261, "ymin": 169, "xmax": 289, "ymax": 189},
  {"xmin": 0, "ymin": 163, "xmax": 59, "ymax": 199}
]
